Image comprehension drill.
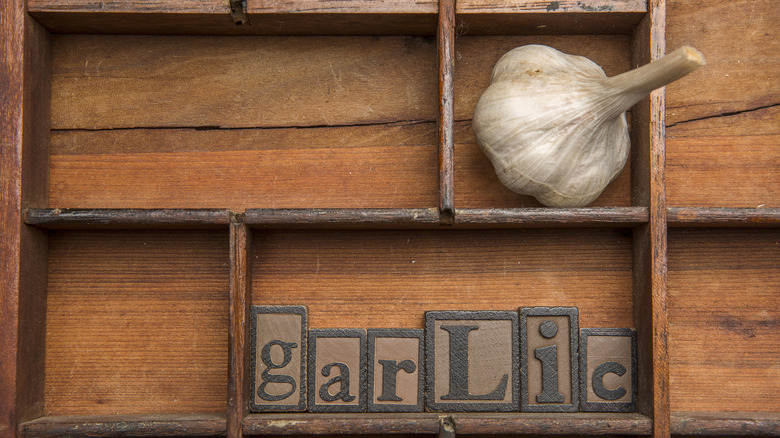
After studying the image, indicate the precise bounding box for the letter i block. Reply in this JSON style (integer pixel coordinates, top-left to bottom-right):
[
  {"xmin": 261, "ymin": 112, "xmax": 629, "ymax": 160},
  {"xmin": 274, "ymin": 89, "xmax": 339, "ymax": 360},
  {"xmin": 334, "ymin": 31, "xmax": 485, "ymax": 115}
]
[
  {"xmin": 249, "ymin": 306, "xmax": 307, "ymax": 412},
  {"xmin": 308, "ymin": 328, "xmax": 367, "ymax": 412},
  {"xmin": 367, "ymin": 329, "xmax": 424, "ymax": 412},
  {"xmin": 425, "ymin": 311, "xmax": 519, "ymax": 412},
  {"xmin": 520, "ymin": 307, "xmax": 579, "ymax": 412},
  {"xmin": 579, "ymin": 328, "xmax": 637, "ymax": 412}
]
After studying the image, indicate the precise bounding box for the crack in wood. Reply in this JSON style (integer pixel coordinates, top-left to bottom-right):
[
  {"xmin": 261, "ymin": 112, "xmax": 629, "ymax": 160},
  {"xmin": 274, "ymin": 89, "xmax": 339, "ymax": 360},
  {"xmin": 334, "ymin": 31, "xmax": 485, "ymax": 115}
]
[
  {"xmin": 666, "ymin": 102, "xmax": 780, "ymax": 128},
  {"xmin": 51, "ymin": 119, "xmax": 437, "ymax": 132}
]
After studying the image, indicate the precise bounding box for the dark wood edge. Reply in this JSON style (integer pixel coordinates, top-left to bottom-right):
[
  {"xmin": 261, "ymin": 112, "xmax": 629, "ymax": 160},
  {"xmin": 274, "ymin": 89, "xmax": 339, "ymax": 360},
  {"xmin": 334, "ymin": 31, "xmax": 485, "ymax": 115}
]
[
  {"xmin": 2, "ymin": 6, "xmax": 51, "ymax": 437},
  {"xmin": 28, "ymin": 11, "xmax": 440, "ymax": 36},
  {"xmin": 454, "ymin": 207, "xmax": 649, "ymax": 227},
  {"xmin": 18, "ymin": 414, "xmax": 228, "ymax": 438},
  {"xmin": 452, "ymin": 412, "xmax": 652, "ymax": 435},
  {"xmin": 667, "ymin": 207, "xmax": 780, "ymax": 227},
  {"xmin": 228, "ymin": 222, "xmax": 252, "ymax": 437},
  {"xmin": 437, "ymin": 0, "xmax": 455, "ymax": 223},
  {"xmin": 243, "ymin": 413, "xmax": 441, "ymax": 435},
  {"xmin": 630, "ymin": 1, "xmax": 669, "ymax": 437},
  {"xmin": 24, "ymin": 208, "xmax": 232, "ymax": 228},
  {"xmin": 242, "ymin": 413, "xmax": 652, "ymax": 435},
  {"xmin": 671, "ymin": 412, "xmax": 780, "ymax": 436},
  {"xmin": 244, "ymin": 208, "xmax": 441, "ymax": 228}
]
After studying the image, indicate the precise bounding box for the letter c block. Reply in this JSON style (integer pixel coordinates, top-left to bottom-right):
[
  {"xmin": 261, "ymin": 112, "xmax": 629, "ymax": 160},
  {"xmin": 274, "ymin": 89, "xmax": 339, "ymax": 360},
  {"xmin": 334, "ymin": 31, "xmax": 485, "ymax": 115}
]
[
  {"xmin": 579, "ymin": 328, "xmax": 637, "ymax": 412},
  {"xmin": 250, "ymin": 306, "xmax": 308, "ymax": 412}
]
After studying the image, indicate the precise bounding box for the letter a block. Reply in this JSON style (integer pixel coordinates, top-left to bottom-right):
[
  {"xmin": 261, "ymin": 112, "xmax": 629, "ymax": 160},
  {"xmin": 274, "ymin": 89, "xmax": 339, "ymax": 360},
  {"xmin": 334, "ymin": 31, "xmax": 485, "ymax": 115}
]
[
  {"xmin": 308, "ymin": 328, "xmax": 367, "ymax": 412},
  {"xmin": 425, "ymin": 311, "xmax": 519, "ymax": 412},
  {"xmin": 520, "ymin": 307, "xmax": 579, "ymax": 412},
  {"xmin": 367, "ymin": 329, "xmax": 424, "ymax": 412},
  {"xmin": 579, "ymin": 328, "xmax": 637, "ymax": 412},
  {"xmin": 250, "ymin": 306, "xmax": 307, "ymax": 412}
]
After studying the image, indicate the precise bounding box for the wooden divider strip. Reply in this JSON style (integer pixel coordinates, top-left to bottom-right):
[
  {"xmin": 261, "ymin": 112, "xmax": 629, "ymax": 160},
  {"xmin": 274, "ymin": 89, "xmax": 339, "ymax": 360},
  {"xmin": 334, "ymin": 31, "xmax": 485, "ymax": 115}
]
[
  {"xmin": 438, "ymin": 0, "xmax": 455, "ymax": 223},
  {"xmin": 667, "ymin": 207, "xmax": 780, "ymax": 227},
  {"xmin": 630, "ymin": 1, "xmax": 670, "ymax": 437},
  {"xmin": 18, "ymin": 414, "xmax": 227, "ymax": 438},
  {"xmin": 25, "ymin": 208, "xmax": 231, "ymax": 228},
  {"xmin": 0, "ymin": 4, "xmax": 51, "ymax": 437},
  {"xmin": 454, "ymin": 207, "xmax": 649, "ymax": 227},
  {"xmin": 228, "ymin": 219, "xmax": 251, "ymax": 438}
]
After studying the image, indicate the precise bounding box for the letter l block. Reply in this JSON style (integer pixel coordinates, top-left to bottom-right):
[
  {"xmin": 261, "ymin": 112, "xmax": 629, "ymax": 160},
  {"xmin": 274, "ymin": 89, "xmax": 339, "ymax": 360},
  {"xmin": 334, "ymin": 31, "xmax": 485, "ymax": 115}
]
[{"xmin": 425, "ymin": 310, "xmax": 520, "ymax": 412}]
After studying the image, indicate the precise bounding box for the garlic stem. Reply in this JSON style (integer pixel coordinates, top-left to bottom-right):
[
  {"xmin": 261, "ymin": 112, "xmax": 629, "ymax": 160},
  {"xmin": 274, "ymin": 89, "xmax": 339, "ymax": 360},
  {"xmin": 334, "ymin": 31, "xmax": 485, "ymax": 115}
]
[{"xmin": 601, "ymin": 46, "xmax": 705, "ymax": 117}]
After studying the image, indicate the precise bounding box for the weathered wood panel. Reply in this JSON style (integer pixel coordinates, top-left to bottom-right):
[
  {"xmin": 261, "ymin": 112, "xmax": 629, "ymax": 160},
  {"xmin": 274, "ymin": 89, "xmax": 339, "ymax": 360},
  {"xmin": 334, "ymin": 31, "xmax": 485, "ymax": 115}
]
[
  {"xmin": 665, "ymin": 0, "xmax": 780, "ymax": 130},
  {"xmin": 45, "ymin": 231, "xmax": 229, "ymax": 415},
  {"xmin": 252, "ymin": 229, "xmax": 635, "ymax": 330},
  {"xmin": 668, "ymin": 229, "xmax": 780, "ymax": 413},
  {"xmin": 51, "ymin": 35, "xmax": 437, "ymax": 130},
  {"xmin": 49, "ymin": 143, "xmax": 437, "ymax": 210},
  {"xmin": 666, "ymin": 135, "xmax": 779, "ymax": 208},
  {"xmin": 665, "ymin": 0, "xmax": 779, "ymax": 208}
]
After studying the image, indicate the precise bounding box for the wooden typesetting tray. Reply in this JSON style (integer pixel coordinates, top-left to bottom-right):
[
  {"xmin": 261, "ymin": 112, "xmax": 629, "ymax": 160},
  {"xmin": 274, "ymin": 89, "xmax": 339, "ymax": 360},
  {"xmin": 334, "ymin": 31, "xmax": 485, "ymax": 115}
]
[{"xmin": 2, "ymin": 0, "xmax": 778, "ymax": 438}]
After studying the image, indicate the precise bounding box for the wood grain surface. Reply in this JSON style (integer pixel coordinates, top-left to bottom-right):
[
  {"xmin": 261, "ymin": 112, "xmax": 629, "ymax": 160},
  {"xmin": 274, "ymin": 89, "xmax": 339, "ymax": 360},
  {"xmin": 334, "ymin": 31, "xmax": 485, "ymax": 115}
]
[
  {"xmin": 48, "ymin": 35, "xmax": 438, "ymax": 210},
  {"xmin": 668, "ymin": 229, "xmax": 780, "ymax": 414},
  {"xmin": 45, "ymin": 231, "xmax": 229, "ymax": 415},
  {"xmin": 665, "ymin": 0, "xmax": 779, "ymax": 208},
  {"xmin": 251, "ymin": 228, "xmax": 634, "ymax": 330}
]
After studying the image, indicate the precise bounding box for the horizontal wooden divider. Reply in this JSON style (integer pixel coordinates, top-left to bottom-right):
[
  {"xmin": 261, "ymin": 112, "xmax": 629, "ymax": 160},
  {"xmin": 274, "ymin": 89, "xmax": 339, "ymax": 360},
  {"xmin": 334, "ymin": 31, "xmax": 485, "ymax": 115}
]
[
  {"xmin": 24, "ymin": 208, "xmax": 231, "ymax": 228},
  {"xmin": 242, "ymin": 413, "xmax": 652, "ymax": 435},
  {"xmin": 245, "ymin": 208, "xmax": 441, "ymax": 228},
  {"xmin": 18, "ymin": 414, "xmax": 227, "ymax": 438},
  {"xmin": 454, "ymin": 207, "xmax": 649, "ymax": 227},
  {"xmin": 667, "ymin": 207, "xmax": 780, "ymax": 227},
  {"xmin": 670, "ymin": 412, "xmax": 780, "ymax": 436}
]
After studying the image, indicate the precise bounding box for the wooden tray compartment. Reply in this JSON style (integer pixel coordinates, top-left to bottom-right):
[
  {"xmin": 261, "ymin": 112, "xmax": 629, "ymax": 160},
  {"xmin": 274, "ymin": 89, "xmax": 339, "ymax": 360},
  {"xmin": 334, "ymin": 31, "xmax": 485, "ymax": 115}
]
[
  {"xmin": 251, "ymin": 228, "xmax": 635, "ymax": 329},
  {"xmin": 4, "ymin": 0, "xmax": 778, "ymax": 437},
  {"xmin": 668, "ymin": 229, "xmax": 779, "ymax": 419},
  {"xmin": 45, "ymin": 230, "xmax": 230, "ymax": 417},
  {"xmin": 48, "ymin": 34, "xmax": 439, "ymax": 210}
]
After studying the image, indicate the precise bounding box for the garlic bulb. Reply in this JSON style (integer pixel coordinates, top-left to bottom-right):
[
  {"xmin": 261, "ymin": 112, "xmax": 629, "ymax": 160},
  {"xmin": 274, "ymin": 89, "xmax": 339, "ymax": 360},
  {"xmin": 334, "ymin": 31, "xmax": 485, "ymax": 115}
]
[{"xmin": 472, "ymin": 45, "xmax": 704, "ymax": 207}]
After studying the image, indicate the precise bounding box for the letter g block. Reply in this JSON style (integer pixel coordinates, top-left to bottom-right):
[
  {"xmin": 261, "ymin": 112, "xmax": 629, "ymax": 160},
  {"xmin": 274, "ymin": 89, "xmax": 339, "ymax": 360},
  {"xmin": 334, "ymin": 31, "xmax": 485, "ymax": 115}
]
[{"xmin": 250, "ymin": 306, "xmax": 308, "ymax": 412}]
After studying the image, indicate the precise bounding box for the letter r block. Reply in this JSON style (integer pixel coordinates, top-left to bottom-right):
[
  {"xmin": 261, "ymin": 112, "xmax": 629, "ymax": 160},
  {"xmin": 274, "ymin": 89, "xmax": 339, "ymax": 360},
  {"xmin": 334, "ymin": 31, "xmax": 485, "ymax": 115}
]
[
  {"xmin": 425, "ymin": 311, "xmax": 519, "ymax": 412},
  {"xmin": 308, "ymin": 328, "xmax": 367, "ymax": 412},
  {"xmin": 249, "ymin": 306, "xmax": 307, "ymax": 412},
  {"xmin": 579, "ymin": 328, "xmax": 637, "ymax": 412},
  {"xmin": 367, "ymin": 329, "xmax": 424, "ymax": 412}
]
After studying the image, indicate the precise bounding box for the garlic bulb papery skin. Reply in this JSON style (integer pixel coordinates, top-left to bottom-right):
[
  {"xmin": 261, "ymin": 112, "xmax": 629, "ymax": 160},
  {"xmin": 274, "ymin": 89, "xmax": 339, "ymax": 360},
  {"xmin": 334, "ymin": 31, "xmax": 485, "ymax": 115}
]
[{"xmin": 472, "ymin": 45, "xmax": 705, "ymax": 207}]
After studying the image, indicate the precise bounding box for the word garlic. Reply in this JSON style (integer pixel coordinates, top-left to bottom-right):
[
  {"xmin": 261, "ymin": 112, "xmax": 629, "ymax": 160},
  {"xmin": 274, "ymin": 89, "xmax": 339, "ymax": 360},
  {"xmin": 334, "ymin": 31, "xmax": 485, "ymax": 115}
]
[{"xmin": 472, "ymin": 45, "xmax": 705, "ymax": 207}]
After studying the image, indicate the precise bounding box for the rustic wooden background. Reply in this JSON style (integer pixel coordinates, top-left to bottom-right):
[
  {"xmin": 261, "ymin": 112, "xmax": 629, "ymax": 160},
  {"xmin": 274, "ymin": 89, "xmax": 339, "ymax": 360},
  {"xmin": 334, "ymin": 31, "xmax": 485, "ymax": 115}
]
[{"xmin": 1, "ymin": 0, "xmax": 776, "ymax": 436}]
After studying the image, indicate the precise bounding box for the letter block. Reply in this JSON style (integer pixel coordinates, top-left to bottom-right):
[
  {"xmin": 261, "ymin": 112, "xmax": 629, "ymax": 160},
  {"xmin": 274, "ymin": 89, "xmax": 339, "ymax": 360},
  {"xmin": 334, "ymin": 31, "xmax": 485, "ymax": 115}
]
[
  {"xmin": 425, "ymin": 311, "xmax": 519, "ymax": 412},
  {"xmin": 308, "ymin": 328, "xmax": 367, "ymax": 412},
  {"xmin": 249, "ymin": 305, "xmax": 307, "ymax": 412},
  {"xmin": 367, "ymin": 329, "xmax": 424, "ymax": 412},
  {"xmin": 520, "ymin": 307, "xmax": 579, "ymax": 412},
  {"xmin": 579, "ymin": 328, "xmax": 637, "ymax": 412}
]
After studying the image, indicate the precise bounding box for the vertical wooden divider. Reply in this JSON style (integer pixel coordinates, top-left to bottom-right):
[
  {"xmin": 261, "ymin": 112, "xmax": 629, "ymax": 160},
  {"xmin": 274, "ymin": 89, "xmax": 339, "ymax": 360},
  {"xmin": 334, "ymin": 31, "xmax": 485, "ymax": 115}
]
[
  {"xmin": 228, "ymin": 216, "xmax": 251, "ymax": 438},
  {"xmin": 630, "ymin": 0, "xmax": 670, "ymax": 437},
  {"xmin": 1, "ymin": 4, "xmax": 51, "ymax": 437},
  {"xmin": 438, "ymin": 0, "xmax": 455, "ymax": 224}
]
